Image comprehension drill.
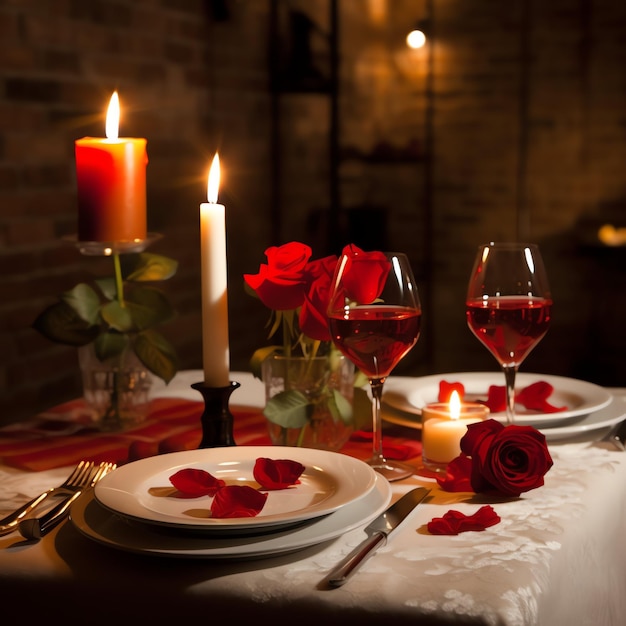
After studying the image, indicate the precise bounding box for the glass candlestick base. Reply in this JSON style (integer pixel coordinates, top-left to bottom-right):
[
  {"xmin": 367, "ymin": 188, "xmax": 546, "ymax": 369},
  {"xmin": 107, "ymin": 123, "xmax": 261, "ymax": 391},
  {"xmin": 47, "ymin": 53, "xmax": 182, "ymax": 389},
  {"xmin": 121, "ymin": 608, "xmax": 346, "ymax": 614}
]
[
  {"xmin": 191, "ymin": 381, "xmax": 239, "ymax": 448},
  {"xmin": 62, "ymin": 232, "xmax": 162, "ymax": 256}
]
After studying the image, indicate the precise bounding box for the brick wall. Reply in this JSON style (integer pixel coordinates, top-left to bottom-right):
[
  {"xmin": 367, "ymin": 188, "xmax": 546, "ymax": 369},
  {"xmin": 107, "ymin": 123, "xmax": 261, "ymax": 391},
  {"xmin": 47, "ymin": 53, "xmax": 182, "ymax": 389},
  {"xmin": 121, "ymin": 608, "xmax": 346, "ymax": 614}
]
[{"xmin": 1, "ymin": 0, "xmax": 625, "ymax": 426}]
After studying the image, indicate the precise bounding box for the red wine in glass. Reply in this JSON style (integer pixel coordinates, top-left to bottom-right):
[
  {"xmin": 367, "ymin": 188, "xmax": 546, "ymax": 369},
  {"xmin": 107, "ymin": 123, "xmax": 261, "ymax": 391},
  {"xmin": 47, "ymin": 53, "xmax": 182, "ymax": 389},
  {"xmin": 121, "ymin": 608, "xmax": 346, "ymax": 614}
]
[
  {"xmin": 329, "ymin": 305, "xmax": 421, "ymax": 379},
  {"xmin": 328, "ymin": 250, "xmax": 421, "ymax": 481},
  {"xmin": 466, "ymin": 296, "xmax": 552, "ymax": 366},
  {"xmin": 466, "ymin": 242, "xmax": 552, "ymax": 423}
]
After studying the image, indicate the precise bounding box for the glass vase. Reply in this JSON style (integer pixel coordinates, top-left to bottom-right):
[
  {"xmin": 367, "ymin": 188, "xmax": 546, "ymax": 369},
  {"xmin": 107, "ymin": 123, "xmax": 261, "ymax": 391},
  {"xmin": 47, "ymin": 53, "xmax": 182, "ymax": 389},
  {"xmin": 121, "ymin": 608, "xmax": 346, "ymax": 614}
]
[
  {"xmin": 261, "ymin": 352, "xmax": 355, "ymax": 451},
  {"xmin": 78, "ymin": 343, "xmax": 152, "ymax": 431}
]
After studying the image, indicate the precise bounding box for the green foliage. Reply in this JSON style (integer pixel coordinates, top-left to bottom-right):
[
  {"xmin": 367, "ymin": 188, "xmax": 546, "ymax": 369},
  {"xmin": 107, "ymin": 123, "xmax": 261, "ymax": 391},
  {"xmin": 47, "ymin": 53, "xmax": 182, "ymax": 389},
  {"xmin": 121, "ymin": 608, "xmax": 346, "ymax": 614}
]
[{"xmin": 33, "ymin": 252, "xmax": 179, "ymax": 384}]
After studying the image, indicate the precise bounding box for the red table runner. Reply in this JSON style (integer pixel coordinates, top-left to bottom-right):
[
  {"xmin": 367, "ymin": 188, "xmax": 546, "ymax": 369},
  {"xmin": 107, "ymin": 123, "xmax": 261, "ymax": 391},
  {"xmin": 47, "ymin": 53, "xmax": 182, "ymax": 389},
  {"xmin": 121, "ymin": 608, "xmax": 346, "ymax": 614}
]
[{"xmin": 0, "ymin": 398, "xmax": 422, "ymax": 471}]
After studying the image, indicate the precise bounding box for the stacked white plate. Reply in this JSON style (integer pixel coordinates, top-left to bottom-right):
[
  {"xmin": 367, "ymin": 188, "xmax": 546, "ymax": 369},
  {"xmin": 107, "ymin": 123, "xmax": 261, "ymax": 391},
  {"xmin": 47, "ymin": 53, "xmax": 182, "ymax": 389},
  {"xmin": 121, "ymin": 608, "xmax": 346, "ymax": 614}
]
[
  {"xmin": 382, "ymin": 372, "xmax": 621, "ymax": 442},
  {"xmin": 70, "ymin": 446, "xmax": 391, "ymax": 559}
]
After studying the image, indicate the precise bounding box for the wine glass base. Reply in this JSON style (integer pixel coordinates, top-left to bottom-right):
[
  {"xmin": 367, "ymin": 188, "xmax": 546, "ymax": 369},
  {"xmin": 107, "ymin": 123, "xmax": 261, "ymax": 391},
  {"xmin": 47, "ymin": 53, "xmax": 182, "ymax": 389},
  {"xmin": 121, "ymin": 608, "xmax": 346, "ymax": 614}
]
[{"xmin": 367, "ymin": 458, "xmax": 415, "ymax": 482}]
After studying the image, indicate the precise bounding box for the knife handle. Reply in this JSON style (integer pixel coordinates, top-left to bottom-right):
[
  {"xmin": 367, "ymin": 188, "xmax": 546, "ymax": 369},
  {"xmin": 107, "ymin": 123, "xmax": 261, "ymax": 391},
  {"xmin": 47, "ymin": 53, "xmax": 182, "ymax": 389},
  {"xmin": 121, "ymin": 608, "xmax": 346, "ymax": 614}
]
[
  {"xmin": 18, "ymin": 490, "xmax": 84, "ymax": 540},
  {"xmin": 326, "ymin": 531, "xmax": 387, "ymax": 587}
]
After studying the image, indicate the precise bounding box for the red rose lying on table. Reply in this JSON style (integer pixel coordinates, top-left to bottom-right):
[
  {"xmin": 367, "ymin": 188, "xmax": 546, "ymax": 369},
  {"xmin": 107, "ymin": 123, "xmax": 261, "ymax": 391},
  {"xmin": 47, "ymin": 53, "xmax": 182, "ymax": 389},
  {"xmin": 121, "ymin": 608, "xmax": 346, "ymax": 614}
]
[
  {"xmin": 169, "ymin": 457, "xmax": 305, "ymax": 518},
  {"xmin": 427, "ymin": 419, "xmax": 553, "ymax": 534},
  {"xmin": 436, "ymin": 419, "xmax": 554, "ymax": 498},
  {"xmin": 439, "ymin": 380, "xmax": 567, "ymax": 413}
]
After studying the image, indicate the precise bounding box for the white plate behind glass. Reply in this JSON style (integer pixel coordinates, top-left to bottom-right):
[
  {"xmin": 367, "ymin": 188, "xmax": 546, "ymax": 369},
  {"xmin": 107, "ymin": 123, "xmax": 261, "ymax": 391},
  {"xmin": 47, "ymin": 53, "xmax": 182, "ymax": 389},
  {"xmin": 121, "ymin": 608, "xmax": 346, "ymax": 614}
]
[
  {"xmin": 383, "ymin": 372, "xmax": 613, "ymax": 428},
  {"xmin": 72, "ymin": 474, "xmax": 392, "ymax": 559},
  {"xmin": 94, "ymin": 446, "xmax": 377, "ymax": 532}
]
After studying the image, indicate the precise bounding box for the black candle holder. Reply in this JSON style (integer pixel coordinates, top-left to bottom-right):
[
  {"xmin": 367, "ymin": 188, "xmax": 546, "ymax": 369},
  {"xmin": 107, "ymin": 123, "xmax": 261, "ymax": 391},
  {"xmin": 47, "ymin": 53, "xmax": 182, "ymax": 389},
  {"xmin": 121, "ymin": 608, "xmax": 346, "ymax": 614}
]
[{"xmin": 191, "ymin": 381, "xmax": 240, "ymax": 448}]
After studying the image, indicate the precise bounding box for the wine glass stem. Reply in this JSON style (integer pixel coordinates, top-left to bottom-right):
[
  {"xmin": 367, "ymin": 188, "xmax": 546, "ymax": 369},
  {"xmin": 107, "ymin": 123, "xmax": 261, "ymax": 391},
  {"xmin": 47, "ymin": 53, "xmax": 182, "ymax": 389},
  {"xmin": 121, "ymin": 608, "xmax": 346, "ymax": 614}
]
[
  {"xmin": 370, "ymin": 378, "xmax": 386, "ymax": 465},
  {"xmin": 502, "ymin": 364, "xmax": 518, "ymax": 424}
]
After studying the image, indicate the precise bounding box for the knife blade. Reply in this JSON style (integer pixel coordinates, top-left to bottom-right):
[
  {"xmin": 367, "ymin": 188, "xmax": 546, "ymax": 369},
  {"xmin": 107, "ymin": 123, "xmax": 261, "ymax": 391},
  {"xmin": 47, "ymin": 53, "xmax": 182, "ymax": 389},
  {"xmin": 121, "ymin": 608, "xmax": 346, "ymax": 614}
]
[{"xmin": 325, "ymin": 487, "xmax": 431, "ymax": 588}]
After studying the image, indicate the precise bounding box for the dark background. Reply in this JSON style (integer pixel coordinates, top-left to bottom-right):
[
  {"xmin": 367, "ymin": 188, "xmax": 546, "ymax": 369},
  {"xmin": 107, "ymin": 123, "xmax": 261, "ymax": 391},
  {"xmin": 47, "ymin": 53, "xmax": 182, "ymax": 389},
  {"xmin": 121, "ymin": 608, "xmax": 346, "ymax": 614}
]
[{"xmin": 1, "ymin": 0, "xmax": 625, "ymax": 425}]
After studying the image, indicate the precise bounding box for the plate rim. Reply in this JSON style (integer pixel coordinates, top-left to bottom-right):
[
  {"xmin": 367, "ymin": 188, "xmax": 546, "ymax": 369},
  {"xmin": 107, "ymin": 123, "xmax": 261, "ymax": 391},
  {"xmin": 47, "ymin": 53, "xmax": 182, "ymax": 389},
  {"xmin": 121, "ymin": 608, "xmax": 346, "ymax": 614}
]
[
  {"xmin": 383, "ymin": 372, "xmax": 613, "ymax": 427},
  {"xmin": 71, "ymin": 474, "xmax": 393, "ymax": 559},
  {"xmin": 94, "ymin": 446, "xmax": 378, "ymax": 532}
]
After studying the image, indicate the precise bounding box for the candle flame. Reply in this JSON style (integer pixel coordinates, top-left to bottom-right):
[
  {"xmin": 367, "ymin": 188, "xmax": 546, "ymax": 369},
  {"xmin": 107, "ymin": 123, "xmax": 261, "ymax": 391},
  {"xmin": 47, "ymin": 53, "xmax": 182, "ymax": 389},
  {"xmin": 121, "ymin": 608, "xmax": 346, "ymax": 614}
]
[
  {"xmin": 449, "ymin": 390, "xmax": 461, "ymax": 420},
  {"xmin": 207, "ymin": 153, "xmax": 220, "ymax": 203},
  {"xmin": 106, "ymin": 91, "xmax": 120, "ymax": 140}
]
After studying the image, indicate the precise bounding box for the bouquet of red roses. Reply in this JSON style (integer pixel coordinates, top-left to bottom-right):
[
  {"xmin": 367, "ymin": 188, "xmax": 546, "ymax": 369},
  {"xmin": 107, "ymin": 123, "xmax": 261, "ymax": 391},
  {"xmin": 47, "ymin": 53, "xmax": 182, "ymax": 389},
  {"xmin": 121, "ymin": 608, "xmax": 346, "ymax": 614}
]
[{"xmin": 243, "ymin": 241, "xmax": 338, "ymax": 369}]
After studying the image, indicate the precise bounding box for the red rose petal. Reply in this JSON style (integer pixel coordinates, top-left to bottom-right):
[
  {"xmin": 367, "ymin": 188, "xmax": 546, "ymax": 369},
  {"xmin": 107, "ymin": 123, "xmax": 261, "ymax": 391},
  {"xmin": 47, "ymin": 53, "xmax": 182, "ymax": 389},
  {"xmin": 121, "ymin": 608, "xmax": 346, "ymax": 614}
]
[
  {"xmin": 427, "ymin": 505, "xmax": 501, "ymax": 535},
  {"xmin": 517, "ymin": 381, "xmax": 567, "ymax": 413},
  {"xmin": 435, "ymin": 455, "xmax": 473, "ymax": 492},
  {"xmin": 483, "ymin": 385, "xmax": 507, "ymax": 412},
  {"xmin": 210, "ymin": 485, "xmax": 268, "ymax": 518},
  {"xmin": 438, "ymin": 381, "xmax": 466, "ymax": 403},
  {"xmin": 169, "ymin": 468, "xmax": 226, "ymax": 497},
  {"xmin": 253, "ymin": 457, "xmax": 305, "ymax": 490}
]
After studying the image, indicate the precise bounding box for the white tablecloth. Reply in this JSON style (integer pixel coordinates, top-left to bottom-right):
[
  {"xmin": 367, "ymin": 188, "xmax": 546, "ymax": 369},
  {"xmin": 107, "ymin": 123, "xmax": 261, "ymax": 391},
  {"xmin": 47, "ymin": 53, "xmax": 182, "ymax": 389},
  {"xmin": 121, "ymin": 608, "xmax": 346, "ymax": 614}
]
[{"xmin": 1, "ymin": 372, "xmax": 625, "ymax": 626}]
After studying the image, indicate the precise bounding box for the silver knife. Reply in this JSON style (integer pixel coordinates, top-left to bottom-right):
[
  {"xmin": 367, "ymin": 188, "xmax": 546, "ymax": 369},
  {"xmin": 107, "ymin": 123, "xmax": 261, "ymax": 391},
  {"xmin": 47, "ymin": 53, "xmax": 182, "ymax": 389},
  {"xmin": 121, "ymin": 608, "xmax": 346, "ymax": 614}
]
[{"xmin": 325, "ymin": 487, "xmax": 431, "ymax": 588}]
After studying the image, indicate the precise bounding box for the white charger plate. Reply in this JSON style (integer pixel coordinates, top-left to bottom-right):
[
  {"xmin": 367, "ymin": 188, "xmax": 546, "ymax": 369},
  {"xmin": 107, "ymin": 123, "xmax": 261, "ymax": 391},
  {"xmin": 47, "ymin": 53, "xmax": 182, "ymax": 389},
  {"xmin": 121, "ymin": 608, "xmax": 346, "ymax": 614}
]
[
  {"xmin": 71, "ymin": 474, "xmax": 392, "ymax": 559},
  {"xmin": 94, "ymin": 446, "xmax": 377, "ymax": 533},
  {"xmin": 383, "ymin": 372, "xmax": 613, "ymax": 428}
]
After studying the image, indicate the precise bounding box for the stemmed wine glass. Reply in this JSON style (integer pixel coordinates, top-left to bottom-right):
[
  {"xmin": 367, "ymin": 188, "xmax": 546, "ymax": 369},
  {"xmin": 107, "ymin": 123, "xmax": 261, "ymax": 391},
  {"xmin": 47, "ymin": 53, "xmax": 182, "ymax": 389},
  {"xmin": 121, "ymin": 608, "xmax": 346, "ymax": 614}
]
[
  {"xmin": 327, "ymin": 249, "xmax": 421, "ymax": 481},
  {"xmin": 466, "ymin": 242, "xmax": 552, "ymax": 424}
]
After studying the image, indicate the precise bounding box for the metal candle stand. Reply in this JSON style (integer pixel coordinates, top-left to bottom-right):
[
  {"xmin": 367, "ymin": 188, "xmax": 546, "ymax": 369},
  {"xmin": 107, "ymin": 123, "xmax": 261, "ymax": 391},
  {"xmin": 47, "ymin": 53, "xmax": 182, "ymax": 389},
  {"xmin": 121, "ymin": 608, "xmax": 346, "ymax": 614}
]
[{"xmin": 191, "ymin": 381, "xmax": 240, "ymax": 448}]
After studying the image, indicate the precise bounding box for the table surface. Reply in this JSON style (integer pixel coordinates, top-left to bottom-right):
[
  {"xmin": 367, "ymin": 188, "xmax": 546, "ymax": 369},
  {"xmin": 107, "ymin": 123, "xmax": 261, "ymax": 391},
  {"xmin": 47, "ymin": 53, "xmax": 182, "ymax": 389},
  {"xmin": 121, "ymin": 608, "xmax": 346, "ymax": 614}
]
[{"xmin": 1, "ymin": 370, "xmax": 626, "ymax": 626}]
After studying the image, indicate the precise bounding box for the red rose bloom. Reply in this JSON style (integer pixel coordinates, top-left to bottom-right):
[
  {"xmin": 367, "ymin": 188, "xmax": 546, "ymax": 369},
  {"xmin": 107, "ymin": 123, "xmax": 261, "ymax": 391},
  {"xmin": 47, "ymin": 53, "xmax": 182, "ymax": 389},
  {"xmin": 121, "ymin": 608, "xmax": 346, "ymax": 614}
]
[
  {"xmin": 338, "ymin": 244, "xmax": 390, "ymax": 304},
  {"xmin": 460, "ymin": 419, "xmax": 553, "ymax": 497},
  {"xmin": 244, "ymin": 241, "xmax": 312, "ymax": 310},
  {"xmin": 299, "ymin": 255, "xmax": 337, "ymax": 341}
]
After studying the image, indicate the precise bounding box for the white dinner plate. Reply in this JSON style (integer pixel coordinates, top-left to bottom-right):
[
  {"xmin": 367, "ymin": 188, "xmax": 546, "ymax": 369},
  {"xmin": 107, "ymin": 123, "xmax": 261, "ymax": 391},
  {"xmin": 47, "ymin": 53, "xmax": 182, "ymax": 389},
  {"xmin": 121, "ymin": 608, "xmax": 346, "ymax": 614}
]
[
  {"xmin": 383, "ymin": 390, "xmax": 625, "ymax": 442},
  {"xmin": 94, "ymin": 446, "xmax": 377, "ymax": 532},
  {"xmin": 382, "ymin": 372, "xmax": 613, "ymax": 428},
  {"xmin": 71, "ymin": 474, "xmax": 392, "ymax": 559}
]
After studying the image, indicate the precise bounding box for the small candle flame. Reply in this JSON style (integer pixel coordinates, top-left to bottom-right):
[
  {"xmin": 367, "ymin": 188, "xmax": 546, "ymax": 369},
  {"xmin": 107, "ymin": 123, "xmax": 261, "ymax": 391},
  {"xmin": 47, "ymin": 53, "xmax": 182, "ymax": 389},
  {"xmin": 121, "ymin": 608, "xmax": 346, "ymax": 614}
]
[
  {"xmin": 449, "ymin": 390, "xmax": 461, "ymax": 420},
  {"xmin": 207, "ymin": 153, "xmax": 220, "ymax": 203},
  {"xmin": 106, "ymin": 91, "xmax": 120, "ymax": 140}
]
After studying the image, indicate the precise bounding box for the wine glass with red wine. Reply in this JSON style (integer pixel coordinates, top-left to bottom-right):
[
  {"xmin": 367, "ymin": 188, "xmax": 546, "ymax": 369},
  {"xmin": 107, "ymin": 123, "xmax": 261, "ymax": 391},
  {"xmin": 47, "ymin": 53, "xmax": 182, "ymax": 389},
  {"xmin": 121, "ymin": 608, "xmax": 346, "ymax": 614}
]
[
  {"xmin": 466, "ymin": 242, "xmax": 552, "ymax": 424},
  {"xmin": 327, "ymin": 249, "xmax": 421, "ymax": 481}
]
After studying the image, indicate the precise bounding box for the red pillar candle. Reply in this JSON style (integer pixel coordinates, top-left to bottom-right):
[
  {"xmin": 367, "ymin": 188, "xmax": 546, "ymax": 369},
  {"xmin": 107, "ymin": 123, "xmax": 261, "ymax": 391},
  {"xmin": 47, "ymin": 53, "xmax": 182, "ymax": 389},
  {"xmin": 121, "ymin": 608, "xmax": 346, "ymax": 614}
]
[{"xmin": 75, "ymin": 92, "xmax": 148, "ymax": 243}]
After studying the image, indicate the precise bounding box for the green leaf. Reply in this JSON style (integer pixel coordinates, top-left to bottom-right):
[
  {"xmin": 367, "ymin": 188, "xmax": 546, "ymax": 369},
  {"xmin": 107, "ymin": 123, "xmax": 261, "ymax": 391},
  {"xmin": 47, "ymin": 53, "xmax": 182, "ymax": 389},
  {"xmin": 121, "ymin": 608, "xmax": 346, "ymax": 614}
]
[
  {"xmin": 263, "ymin": 390, "xmax": 313, "ymax": 429},
  {"xmin": 101, "ymin": 300, "xmax": 134, "ymax": 332},
  {"xmin": 94, "ymin": 332, "xmax": 128, "ymax": 360},
  {"xmin": 249, "ymin": 345, "xmax": 281, "ymax": 380},
  {"xmin": 125, "ymin": 286, "xmax": 176, "ymax": 331},
  {"xmin": 124, "ymin": 253, "xmax": 178, "ymax": 282},
  {"xmin": 328, "ymin": 388, "xmax": 354, "ymax": 425},
  {"xmin": 95, "ymin": 277, "xmax": 117, "ymax": 302},
  {"xmin": 32, "ymin": 301, "xmax": 99, "ymax": 346},
  {"xmin": 353, "ymin": 369, "xmax": 369, "ymax": 388},
  {"xmin": 62, "ymin": 283, "xmax": 101, "ymax": 325},
  {"xmin": 133, "ymin": 329, "xmax": 179, "ymax": 384}
]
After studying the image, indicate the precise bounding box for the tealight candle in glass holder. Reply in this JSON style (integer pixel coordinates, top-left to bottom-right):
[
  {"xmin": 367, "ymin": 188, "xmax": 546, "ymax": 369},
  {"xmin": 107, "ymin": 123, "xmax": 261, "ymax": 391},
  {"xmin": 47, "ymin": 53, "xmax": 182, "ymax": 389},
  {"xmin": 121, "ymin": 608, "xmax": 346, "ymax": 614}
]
[{"xmin": 421, "ymin": 390, "xmax": 489, "ymax": 472}]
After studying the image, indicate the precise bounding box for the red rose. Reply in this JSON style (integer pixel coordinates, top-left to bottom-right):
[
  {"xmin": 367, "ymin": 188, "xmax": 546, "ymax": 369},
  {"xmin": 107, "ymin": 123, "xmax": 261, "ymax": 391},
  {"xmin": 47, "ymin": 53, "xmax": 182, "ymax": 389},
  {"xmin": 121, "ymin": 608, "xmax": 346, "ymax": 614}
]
[
  {"xmin": 244, "ymin": 242, "xmax": 312, "ymax": 310},
  {"xmin": 299, "ymin": 255, "xmax": 337, "ymax": 341},
  {"xmin": 460, "ymin": 419, "xmax": 553, "ymax": 497},
  {"xmin": 338, "ymin": 244, "xmax": 391, "ymax": 304}
]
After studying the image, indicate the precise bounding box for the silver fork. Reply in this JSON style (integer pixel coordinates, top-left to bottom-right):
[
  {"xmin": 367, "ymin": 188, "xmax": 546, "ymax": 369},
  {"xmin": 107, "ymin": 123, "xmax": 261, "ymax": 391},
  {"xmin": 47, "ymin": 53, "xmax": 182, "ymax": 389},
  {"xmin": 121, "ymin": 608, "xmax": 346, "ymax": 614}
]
[
  {"xmin": 18, "ymin": 461, "xmax": 116, "ymax": 540},
  {"xmin": 0, "ymin": 460, "xmax": 96, "ymax": 537}
]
